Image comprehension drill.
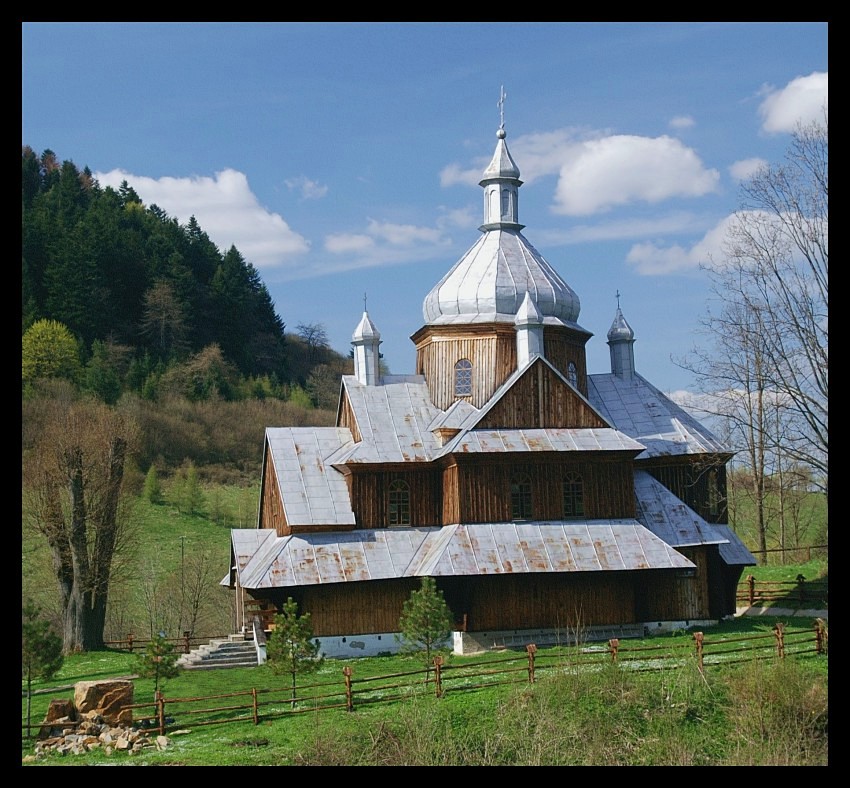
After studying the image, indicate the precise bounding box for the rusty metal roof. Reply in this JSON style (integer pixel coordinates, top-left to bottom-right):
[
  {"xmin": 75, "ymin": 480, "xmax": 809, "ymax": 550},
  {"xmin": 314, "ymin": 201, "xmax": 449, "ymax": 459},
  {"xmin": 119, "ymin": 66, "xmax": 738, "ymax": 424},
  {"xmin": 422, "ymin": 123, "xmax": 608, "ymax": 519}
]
[
  {"xmin": 266, "ymin": 427, "xmax": 356, "ymax": 528},
  {"xmin": 230, "ymin": 520, "xmax": 694, "ymax": 590},
  {"xmin": 329, "ymin": 376, "xmax": 442, "ymax": 464},
  {"xmin": 438, "ymin": 427, "xmax": 645, "ymax": 457},
  {"xmin": 587, "ymin": 372, "xmax": 730, "ymax": 459}
]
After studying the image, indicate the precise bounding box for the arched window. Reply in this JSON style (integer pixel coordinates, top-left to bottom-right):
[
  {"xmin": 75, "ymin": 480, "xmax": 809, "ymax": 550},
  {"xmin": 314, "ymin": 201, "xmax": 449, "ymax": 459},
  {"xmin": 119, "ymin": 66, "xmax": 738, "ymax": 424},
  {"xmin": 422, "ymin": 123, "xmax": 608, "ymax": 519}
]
[
  {"xmin": 567, "ymin": 361, "xmax": 578, "ymax": 387},
  {"xmin": 511, "ymin": 474, "xmax": 533, "ymax": 521},
  {"xmin": 454, "ymin": 358, "xmax": 473, "ymax": 396},
  {"xmin": 562, "ymin": 472, "xmax": 584, "ymax": 518},
  {"xmin": 388, "ymin": 479, "xmax": 411, "ymax": 526}
]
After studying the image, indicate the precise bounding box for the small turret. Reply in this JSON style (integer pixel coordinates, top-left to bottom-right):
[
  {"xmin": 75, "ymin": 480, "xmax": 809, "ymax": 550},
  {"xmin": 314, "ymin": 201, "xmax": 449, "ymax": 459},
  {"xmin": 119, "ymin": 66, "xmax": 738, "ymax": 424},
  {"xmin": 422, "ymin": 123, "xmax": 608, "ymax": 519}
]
[
  {"xmin": 352, "ymin": 310, "xmax": 381, "ymax": 386},
  {"xmin": 607, "ymin": 300, "xmax": 636, "ymax": 381},
  {"xmin": 515, "ymin": 292, "xmax": 544, "ymax": 367}
]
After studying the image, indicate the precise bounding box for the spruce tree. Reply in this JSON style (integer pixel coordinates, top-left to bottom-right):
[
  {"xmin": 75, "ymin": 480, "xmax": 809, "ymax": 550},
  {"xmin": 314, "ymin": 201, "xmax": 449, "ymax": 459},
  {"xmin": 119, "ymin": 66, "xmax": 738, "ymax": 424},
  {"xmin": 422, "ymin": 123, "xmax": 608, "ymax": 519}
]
[
  {"xmin": 266, "ymin": 597, "xmax": 323, "ymax": 707},
  {"xmin": 397, "ymin": 576, "xmax": 454, "ymax": 667}
]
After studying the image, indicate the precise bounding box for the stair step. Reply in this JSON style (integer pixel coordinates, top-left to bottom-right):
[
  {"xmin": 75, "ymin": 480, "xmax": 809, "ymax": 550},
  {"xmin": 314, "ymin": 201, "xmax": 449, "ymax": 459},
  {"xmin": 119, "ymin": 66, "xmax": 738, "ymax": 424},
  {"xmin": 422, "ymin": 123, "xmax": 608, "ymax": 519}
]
[{"xmin": 178, "ymin": 636, "xmax": 260, "ymax": 670}]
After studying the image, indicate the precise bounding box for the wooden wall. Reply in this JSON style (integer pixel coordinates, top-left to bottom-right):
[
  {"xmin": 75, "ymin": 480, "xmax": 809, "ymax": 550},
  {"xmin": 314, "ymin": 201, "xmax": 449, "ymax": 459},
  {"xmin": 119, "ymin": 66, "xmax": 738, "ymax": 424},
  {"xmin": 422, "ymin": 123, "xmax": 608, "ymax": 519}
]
[
  {"xmin": 348, "ymin": 467, "xmax": 443, "ymax": 528},
  {"xmin": 543, "ymin": 329, "xmax": 590, "ymax": 398},
  {"xmin": 337, "ymin": 393, "xmax": 361, "ymax": 442},
  {"xmin": 642, "ymin": 458, "xmax": 729, "ymax": 524},
  {"xmin": 478, "ymin": 360, "xmax": 607, "ymax": 429},
  {"xmin": 634, "ymin": 546, "xmax": 711, "ymax": 621},
  {"xmin": 260, "ymin": 444, "xmax": 289, "ymax": 536},
  {"xmin": 444, "ymin": 456, "xmax": 635, "ymax": 524}
]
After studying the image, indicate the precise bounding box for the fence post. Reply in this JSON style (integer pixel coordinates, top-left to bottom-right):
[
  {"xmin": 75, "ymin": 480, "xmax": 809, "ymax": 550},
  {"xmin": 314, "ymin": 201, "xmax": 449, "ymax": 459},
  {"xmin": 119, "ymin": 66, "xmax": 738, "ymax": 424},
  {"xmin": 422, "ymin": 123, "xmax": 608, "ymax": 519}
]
[
  {"xmin": 343, "ymin": 666, "xmax": 353, "ymax": 712},
  {"xmin": 252, "ymin": 687, "xmax": 259, "ymax": 725},
  {"xmin": 526, "ymin": 644, "xmax": 537, "ymax": 684},
  {"xmin": 433, "ymin": 655, "xmax": 443, "ymax": 698},
  {"xmin": 608, "ymin": 638, "xmax": 619, "ymax": 663},
  {"xmin": 796, "ymin": 574, "xmax": 806, "ymax": 605},
  {"xmin": 773, "ymin": 622, "xmax": 785, "ymax": 658},
  {"xmin": 183, "ymin": 630, "xmax": 191, "ymax": 654},
  {"xmin": 127, "ymin": 633, "xmax": 134, "ymax": 653},
  {"xmin": 814, "ymin": 618, "xmax": 828, "ymax": 655},
  {"xmin": 693, "ymin": 632, "xmax": 704, "ymax": 674},
  {"xmin": 747, "ymin": 575, "xmax": 755, "ymax": 606},
  {"xmin": 156, "ymin": 690, "xmax": 166, "ymax": 735}
]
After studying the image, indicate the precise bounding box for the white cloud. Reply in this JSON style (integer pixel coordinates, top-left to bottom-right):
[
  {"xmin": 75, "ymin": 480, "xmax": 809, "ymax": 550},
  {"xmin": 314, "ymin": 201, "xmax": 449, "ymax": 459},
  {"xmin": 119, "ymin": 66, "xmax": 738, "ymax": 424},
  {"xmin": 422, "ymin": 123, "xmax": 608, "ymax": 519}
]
[
  {"xmin": 436, "ymin": 205, "xmax": 477, "ymax": 230},
  {"xmin": 324, "ymin": 233, "xmax": 375, "ymax": 254},
  {"xmin": 625, "ymin": 214, "xmax": 736, "ymax": 275},
  {"xmin": 95, "ymin": 168, "xmax": 310, "ymax": 267},
  {"xmin": 554, "ymin": 135, "xmax": 720, "ymax": 216},
  {"xmin": 758, "ymin": 71, "xmax": 828, "ymax": 134},
  {"xmin": 669, "ymin": 115, "xmax": 695, "ymax": 130},
  {"xmin": 285, "ymin": 175, "xmax": 328, "ymax": 200},
  {"xmin": 365, "ymin": 219, "xmax": 445, "ymax": 247},
  {"xmin": 729, "ymin": 158, "xmax": 767, "ymax": 182},
  {"xmin": 536, "ymin": 211, "xmax": 712, "ymax": 247}
]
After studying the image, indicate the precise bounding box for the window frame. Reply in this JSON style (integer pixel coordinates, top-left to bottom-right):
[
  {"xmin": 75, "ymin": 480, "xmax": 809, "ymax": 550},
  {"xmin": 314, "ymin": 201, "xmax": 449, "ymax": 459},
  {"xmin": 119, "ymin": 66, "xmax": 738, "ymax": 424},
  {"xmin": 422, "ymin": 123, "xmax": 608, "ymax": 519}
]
[
  {"xmin": 562, "ymin": 471, "xmax": 585, "ymax": 518},
  {"xmin": 510, "ymin": 474, "xmax": 533, "ymax": 521},
  {"xmin": 454, "ymin": 358, "xmax": 473, "ymax": 397},
  {"xmin": 388, "ymin": 478, "xmax": 411, "ymax": 526}
]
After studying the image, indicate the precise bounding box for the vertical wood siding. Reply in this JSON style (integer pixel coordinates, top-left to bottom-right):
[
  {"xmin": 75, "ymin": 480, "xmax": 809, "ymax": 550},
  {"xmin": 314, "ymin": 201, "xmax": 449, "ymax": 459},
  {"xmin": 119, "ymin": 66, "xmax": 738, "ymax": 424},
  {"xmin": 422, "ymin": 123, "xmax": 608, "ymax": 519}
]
[
  {"xmin": 337, "ymin": 394, "xmax": 361, "ymax": 442},
  {"xmin": 261, "ymin": 444, "xmax": 290, "ymax": 536},
  {"xmin": 643, "ymin": 459, "xmax": 729, "ymax": 524},
  {"xmin": 634, "ymin": 547, "xmax": 711, "ymax": 621},
  {"xmin": 478, "ymin": 360, "xmax": 607, "ymax": 429},
  {"xmin": 447, "ymin": 456, "xmax": 635, "ymax": 523},
  {"xmin": 348, "ymin": 468, "xmax": 443, "ymax": 528}
]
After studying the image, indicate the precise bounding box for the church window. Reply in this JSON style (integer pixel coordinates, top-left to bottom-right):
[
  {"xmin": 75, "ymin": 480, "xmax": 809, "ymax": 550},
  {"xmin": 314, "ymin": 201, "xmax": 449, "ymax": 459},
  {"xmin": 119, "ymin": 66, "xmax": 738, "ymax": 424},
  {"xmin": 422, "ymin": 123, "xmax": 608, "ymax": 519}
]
[
  {"xmin": 388, "ymin": 479, "xmax": 411, "ymax": 526},
  {"xmin": 511, "ymin": 474, "xmax": 533, "ymax": 521},
  {"xmin": 454, "ymin": 358, "xmax": 473, "ymax": 396},
  {"xmin": 563, "ymin": 472, "xmax": 585, "ymax": 518},
  {"xmin": 567, "ymin": 361, "xmax": 578, "ymax": 387}
]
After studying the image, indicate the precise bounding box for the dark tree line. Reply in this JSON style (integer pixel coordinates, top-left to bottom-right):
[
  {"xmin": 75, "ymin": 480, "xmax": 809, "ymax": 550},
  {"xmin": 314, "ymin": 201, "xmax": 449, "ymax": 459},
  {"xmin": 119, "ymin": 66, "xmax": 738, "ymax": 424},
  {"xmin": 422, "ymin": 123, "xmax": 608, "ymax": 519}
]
[{"xmin": 22, "ymin": 146, "xmax": 289, "ymax": 389}]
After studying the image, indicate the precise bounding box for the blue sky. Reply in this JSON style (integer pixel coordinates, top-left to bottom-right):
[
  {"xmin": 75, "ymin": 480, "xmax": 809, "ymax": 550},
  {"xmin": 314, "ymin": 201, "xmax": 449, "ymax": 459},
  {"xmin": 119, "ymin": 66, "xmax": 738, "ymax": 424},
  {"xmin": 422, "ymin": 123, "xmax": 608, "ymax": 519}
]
[{"xmin": 22, "ymin": 22, "xmax": 828, "ymax": 396}]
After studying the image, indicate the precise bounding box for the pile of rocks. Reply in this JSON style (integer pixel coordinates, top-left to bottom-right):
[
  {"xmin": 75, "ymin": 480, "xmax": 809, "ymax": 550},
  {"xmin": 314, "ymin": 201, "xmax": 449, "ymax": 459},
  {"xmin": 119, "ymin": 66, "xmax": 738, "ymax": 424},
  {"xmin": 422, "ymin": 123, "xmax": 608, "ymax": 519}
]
[
  {"xmin": 27, "ymin": 711, "xmax": 170, "ymax": 759},
  {"xmin": 22, "ymin": 678, "xmax": 174, "ymax": 762}
]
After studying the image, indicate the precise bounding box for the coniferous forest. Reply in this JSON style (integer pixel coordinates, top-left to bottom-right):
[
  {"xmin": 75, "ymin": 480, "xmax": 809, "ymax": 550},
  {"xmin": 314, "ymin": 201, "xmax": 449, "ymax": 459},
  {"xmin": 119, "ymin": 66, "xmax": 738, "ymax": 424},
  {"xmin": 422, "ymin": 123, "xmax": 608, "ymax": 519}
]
[{"xmin": 22, "ymin": 146, "xmax": 350, "ymax": 479}]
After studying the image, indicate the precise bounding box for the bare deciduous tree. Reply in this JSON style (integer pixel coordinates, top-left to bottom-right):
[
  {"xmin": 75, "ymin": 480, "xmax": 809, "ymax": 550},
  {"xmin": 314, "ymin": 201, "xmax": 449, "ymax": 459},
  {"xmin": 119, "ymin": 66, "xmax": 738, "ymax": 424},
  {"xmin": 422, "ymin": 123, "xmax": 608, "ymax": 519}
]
[
  {"xmin": 679, "ymin": 111, "xmax": 827, "ymax": 559},
  {"xmin": 23, "ymin": 400, "xmax": 139, "ymax": 653}
]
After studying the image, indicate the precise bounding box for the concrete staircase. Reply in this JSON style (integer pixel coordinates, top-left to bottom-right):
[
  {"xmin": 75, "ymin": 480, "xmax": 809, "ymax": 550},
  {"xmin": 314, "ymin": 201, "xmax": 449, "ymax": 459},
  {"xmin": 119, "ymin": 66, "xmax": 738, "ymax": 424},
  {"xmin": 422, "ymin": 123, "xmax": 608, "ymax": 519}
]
[{"xmin": 177, "ymin": 634, "xmax": 259, "ymax": 670}]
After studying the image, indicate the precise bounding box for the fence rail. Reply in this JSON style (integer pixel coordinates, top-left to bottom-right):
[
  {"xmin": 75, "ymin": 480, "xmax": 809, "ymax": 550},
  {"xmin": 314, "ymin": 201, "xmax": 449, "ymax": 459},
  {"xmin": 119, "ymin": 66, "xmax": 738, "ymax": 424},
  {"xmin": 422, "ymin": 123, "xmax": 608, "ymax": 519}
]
[
  {"xmin": 736, "ymin": 573, "xmax": 829, "ymax": 607},
  {"xmin": 103, "ymin": 633, "xmax": 229, "ymax": 654},
  {"xmin": 26, "ymin": 619, "xmax": 826, "ymax": 740}
]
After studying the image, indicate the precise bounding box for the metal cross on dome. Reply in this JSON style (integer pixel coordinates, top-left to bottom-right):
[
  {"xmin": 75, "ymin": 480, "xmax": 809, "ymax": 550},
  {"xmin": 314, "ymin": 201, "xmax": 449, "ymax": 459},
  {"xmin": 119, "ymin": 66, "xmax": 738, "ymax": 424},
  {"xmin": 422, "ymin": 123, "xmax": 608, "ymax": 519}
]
[{"xmin": 498, "ymin": 85, "xmax": 507, "ymax": 130}]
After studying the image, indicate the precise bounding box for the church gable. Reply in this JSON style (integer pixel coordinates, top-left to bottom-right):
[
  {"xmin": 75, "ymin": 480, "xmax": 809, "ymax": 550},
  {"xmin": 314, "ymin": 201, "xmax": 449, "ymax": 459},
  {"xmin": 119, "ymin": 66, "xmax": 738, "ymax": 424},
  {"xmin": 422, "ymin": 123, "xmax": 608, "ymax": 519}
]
[{"xmin": 477, "ymin": 357, "xmax": 608, "ymax": 430}]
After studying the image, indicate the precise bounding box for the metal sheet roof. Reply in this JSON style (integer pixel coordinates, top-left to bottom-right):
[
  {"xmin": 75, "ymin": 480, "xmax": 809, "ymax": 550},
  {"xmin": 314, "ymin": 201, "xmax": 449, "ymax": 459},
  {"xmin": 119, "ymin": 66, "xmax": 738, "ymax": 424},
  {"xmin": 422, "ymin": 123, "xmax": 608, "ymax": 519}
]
[
  {"xmin": 231, "ymin": 520, "xmax": 694, "ymax": 590},
  {"xmin": 587, "ymin": 373, "xmax": 729, "ymax": 459},
  {"xmin": 266, "ymin": 427, "xmax": 356, "ymax": 527},
  {"xmin": 329, "ymin": 377, "xmax": 442, "ymax": 464},
  {"xmin": 438, "ymin": 427, "xmax": 645, "ymax": 457},
  {"xmin": 634, "ymin": 471, "xmax": 756, "ymax": 566},
  {"xmin": 422, "ymin": 229, "xmax": 587, "ymax": 330}
]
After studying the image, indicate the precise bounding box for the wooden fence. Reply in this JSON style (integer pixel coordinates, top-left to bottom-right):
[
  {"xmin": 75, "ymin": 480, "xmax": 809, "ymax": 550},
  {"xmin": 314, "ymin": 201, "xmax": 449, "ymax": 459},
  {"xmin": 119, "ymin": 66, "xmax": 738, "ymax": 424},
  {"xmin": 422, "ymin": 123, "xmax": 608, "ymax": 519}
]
[
  {"xmin": 66, "ymin": 618, "xmax": 826, "ymax": 738},
  {"xmin": 736, "ymin": 574, "xmax": 829, "ymax": 607},
  {"xmin": 103, "ymin": 632, "xmax": 229, "ymax": 654}
]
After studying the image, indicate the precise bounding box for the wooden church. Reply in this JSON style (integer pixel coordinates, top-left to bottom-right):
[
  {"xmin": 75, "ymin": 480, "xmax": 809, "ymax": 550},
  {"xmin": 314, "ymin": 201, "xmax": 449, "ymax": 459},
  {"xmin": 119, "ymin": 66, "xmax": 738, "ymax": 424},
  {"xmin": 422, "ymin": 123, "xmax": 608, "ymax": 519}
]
[{"xmin": 224, "ymin": 118, "xmax": 755, "ymax": 657}]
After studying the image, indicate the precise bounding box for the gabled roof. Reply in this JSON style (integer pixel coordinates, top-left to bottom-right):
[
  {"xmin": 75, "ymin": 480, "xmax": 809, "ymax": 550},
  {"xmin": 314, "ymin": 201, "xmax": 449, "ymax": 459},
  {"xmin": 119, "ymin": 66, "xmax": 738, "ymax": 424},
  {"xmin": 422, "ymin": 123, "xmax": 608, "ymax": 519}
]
[
  {"xmin": 329, "ymin": 375, "xmax": 443, "ymax": 464},
  {"xmin": 229, "ymin": 519, "xmax": 695, "ymax": 590},
  {"xmin": 633, "ymin": 470, "xmax": 755, "ymax": 566},
  {"xmin": 265, "ymin": 427, "xmax": 356, "ymax": 527},
  {"xmin": 463, "ymin": 354, "xmax": 611, "ymax": 431},
  {"xmin": 587, "ymin": 372, "xmax": 731, "ymax": 459},
  {"xmin": 437, "ymin": 427, "xmax": 644, "ymax": 457}
]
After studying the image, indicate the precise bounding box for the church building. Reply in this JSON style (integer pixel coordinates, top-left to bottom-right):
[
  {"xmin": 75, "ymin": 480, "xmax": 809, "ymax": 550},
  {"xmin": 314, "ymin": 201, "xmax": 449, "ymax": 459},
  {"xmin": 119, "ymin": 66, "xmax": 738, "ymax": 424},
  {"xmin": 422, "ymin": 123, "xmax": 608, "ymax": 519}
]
[{"xmin": 224, "ymin": 116, "xmax": 755, "ymax": 657}]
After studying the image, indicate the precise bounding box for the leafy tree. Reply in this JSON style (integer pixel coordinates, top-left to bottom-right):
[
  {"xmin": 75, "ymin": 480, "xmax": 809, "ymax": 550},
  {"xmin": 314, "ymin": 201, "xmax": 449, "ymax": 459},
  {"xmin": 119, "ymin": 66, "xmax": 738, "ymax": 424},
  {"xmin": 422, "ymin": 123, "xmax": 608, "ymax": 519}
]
[
  {"xmin": 171, "ymin": 460, "xmax": 205, "ymax": 515},
  {"xmin": 83, "ymin": 339, "xmax": 123, "ymax": 404},
  {"xmin": 22, "ymin": 601, "xmax": 64, "ymax": 737},
  {"xmin": 134, "ymin": 630, "xmax": 181, "ymax": 698},
  {"xmin": 22, "ymin": 318, "xmax": 81, "ymax": 385},
  {"xmin": 143, "ymin": 466, "xmax": 164, "ymax": 504},
  {"xmin": 397, "ymin": 576, "xmax": 454, "ymax": 666},
  {"xmin": 23, "ymin": 400, "xmax": 138, "ymax": 652},
  {"xmin": 266, "ymin": 597, "xmax": 323, "ymax": 706}
]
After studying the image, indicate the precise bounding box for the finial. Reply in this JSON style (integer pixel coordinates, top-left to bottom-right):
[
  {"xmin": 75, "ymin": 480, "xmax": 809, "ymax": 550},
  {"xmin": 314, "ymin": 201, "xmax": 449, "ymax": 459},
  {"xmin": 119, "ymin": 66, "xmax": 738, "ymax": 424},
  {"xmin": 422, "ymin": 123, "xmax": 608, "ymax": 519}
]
[
  {"xmin": 615, "ymin": 289, "xmax": 621, "ymax": 309},
  {"xmin": 363, "ymin": 292, "xmax": 368, "ymax": 312},
  {"xmin": 498, "ymin": 85, "xmax": 507, "ymax": 135}
]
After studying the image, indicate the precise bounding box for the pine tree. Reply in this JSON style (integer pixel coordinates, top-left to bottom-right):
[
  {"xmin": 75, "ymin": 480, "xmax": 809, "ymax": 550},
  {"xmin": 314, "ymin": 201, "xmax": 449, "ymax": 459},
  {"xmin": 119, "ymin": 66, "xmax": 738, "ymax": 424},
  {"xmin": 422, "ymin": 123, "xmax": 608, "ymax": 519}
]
[
  {"xmin": 22, "ymin": 601, "xmax": 64, "ymax": 737},
  {"xmin": 266, "ymin": 597, "xmax": 323, "ymax": 707},
  {"xmin": 143, "ymin": 466, "xmax": 164, "ymax": 504},
  {"xmin": 134, "ymin": 630, "xmax": 181, "ymax": 699},
  {"xmin": 397, "ymin": 576, "xmax": 454, "ymax": 666}
]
